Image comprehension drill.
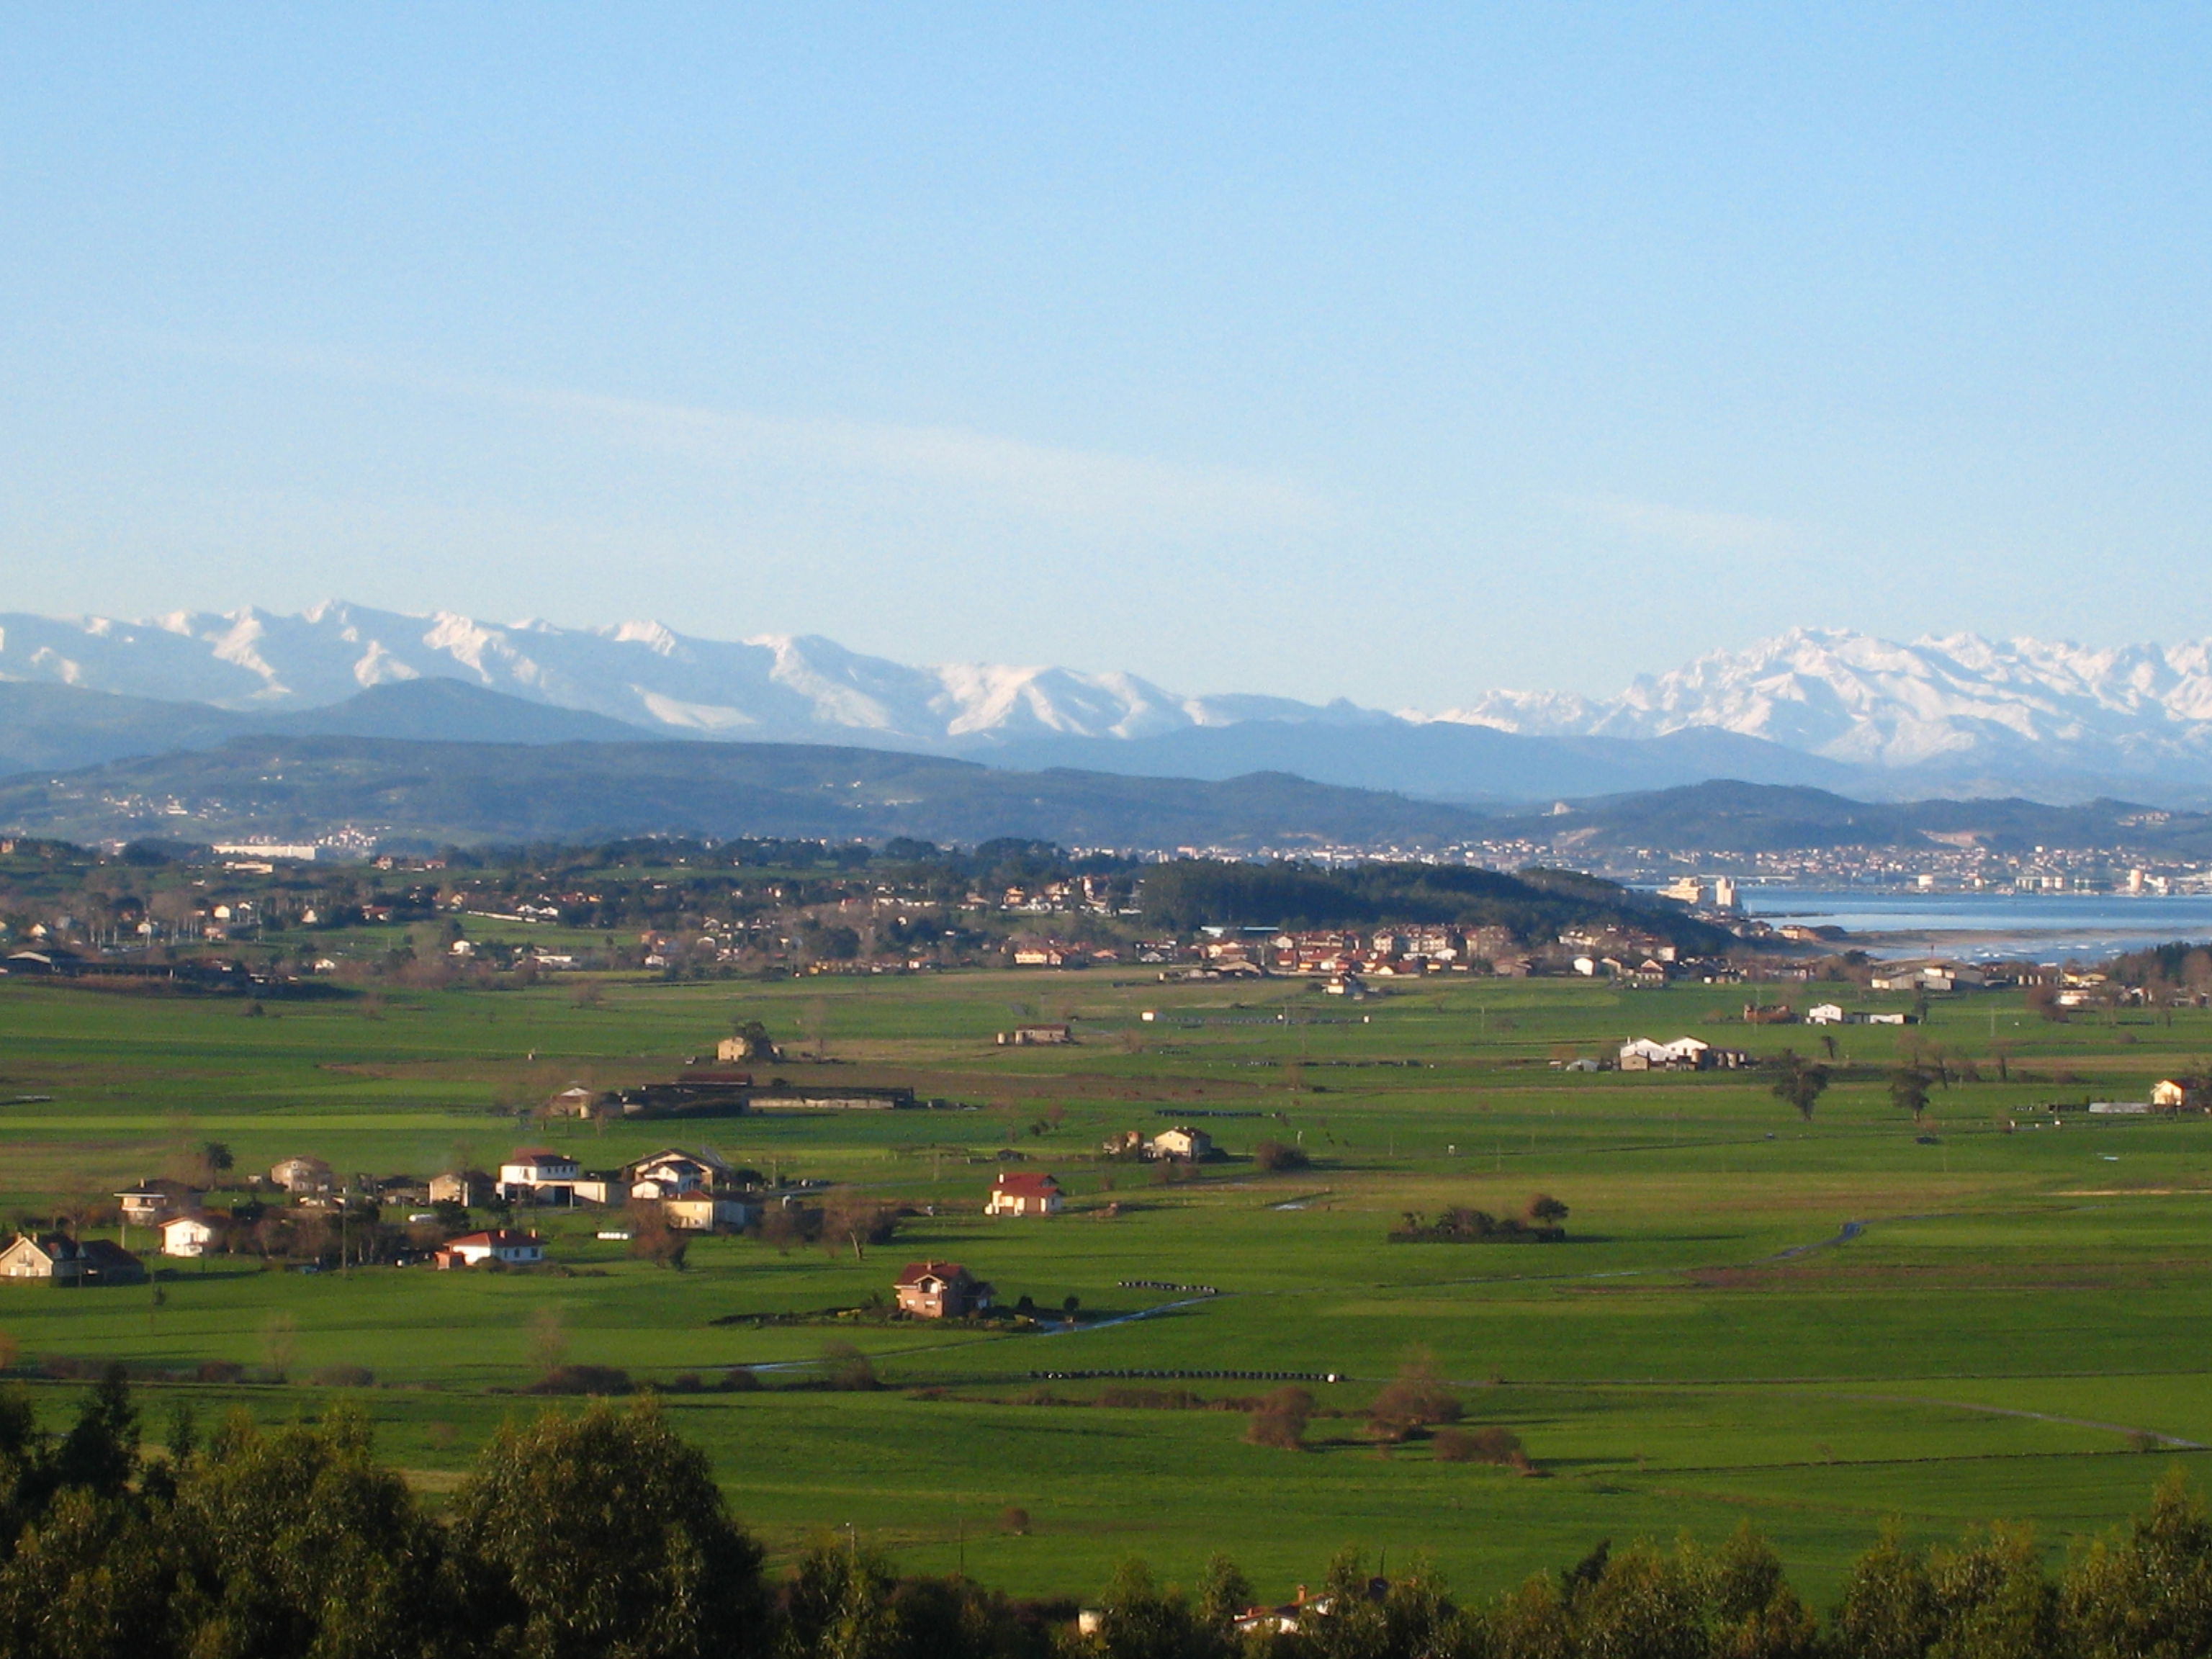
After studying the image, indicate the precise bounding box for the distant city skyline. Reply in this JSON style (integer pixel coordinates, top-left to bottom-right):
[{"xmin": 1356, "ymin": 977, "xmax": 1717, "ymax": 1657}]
[{"xmin": 4, "ymin": 8, "xmax": 2209, "ymax": 705}]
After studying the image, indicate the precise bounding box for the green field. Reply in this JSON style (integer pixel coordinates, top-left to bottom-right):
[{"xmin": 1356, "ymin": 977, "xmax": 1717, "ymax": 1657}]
[{"xmin": 1, "ymin": 968, "xmax": 2207, "ymax": 1604}]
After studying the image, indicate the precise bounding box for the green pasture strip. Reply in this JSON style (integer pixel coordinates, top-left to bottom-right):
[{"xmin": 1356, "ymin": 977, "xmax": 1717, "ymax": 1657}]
[{"xmin": 6, "ymin": 970, "xmax": 2212, "ymax": 1601}]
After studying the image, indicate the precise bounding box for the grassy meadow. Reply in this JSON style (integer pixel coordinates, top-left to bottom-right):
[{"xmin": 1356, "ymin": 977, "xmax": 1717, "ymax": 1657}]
[{"xmin": 1, "ymin": 965, "xmax": 2209, "ymax": 1603}]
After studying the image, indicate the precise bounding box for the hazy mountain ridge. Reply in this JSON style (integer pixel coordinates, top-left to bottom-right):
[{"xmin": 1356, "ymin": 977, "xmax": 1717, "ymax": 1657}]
[
  {"xmin": 0, "ymin": 735, "xmax": 1491, "ymax": 852},
  {"xmin": 1491, "ymin": 778, "xmax": 2212, "ymax": 858}
]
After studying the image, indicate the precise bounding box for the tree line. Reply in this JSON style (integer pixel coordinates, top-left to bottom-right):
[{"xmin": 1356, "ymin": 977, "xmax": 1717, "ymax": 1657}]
[
  {"xmin": 1135, "ymin": 861, "xmax": 1730, "ymax": 950},
  {"xmin": 2, "ymin": 1368, "xmax": 2209, "ymax": 1659}
]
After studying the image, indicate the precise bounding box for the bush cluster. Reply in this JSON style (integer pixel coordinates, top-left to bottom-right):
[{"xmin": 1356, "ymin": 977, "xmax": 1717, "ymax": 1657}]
[{"xmin": 1390, "ymin": 1195, "xmax": 1568, "ymax": 1245}]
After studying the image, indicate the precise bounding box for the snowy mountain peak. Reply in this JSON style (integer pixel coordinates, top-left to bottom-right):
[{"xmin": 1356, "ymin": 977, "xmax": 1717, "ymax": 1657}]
[
  {"xmin": 1443, "ymin": 626, "xmax": 2212, "ymax": 775},
  {"xmin": 8, "ymin": 607, "xmax": 2212, "ymax": 790}
]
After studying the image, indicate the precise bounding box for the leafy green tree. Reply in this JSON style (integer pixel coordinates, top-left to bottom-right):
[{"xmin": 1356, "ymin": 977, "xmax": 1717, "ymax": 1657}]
[
  {"xmin": 878, "ymin": 1574, "xmax": 1059, "ymax": 1659},
  {"xmin": 1925, "ymin": 1524, "xmax": 2060, "ymax": 1659},
  {"xmin": 2065, "ymin": 1472, "xmax": 2212, "ymax": 1659},
  {"xmin": 1192, "ymin": 1555, "xmax": 1254, "ymax": 1637},
  {"xmin": 1486, "ymin": 1573, "xmax": 1574, "ymax": 1659},
  {"xmin": 778, "ymin": 1533, "xmax": 900, "ymax": 1659},
  {"xmin": 1768, "ymin": 1052, "xmax": 1830, "ymax": 1123},
  {"xmin": 0, "ymin": 1384, "xmax": 50, "ymax": 1541},
  {"xmin": 1693, "ymin": 1523, "xmax": 1818, "ymax": 1659},
  {"xmin": 448, "ymin": 1400, "xmax": 768, "ymax": 1659},
  {"xmin": 1372, "ymin": 1556, "xmax": 1477, "ymax": 1659},
  {"xmin": 1889, "ymin": 1069, "xmax": 1933, "ymax": 1126},
  {"xmin": 166, "ymin": 1404, "xmax": 450, "ymax": 1659},
  {"xmin": 1568, "ymin": 1541, "xmax": 1704, "ymax": 1659},
  {"xmin": 0, "ymin": 1486, "xmax": 174, "ymax": 1659},
  {"xmin": 47, "ymin": 1364, "xmax": 137, "ymax": 1503},
  {"xmin": 1833, "ymin": 1522, "xmax": 1940, "ymax": 1659},
  {"xmin": 1084, "ymin": 1559, "xmax": 1203, "ymax": 1659}
]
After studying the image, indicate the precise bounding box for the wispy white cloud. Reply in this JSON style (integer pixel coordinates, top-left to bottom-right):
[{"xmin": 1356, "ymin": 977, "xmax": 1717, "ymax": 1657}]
[
  {"xmin": 143, "ymin": 333, "xmax": 1329, "ymax": 534},
  {"xmin": 1569, "ymin": 495, "xmax": 1796, "ymax": 553}
]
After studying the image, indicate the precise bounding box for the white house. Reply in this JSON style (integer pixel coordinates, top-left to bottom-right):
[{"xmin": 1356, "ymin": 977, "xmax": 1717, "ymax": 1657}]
[
  {"xmin": 161, "ymin": 1215, "xmax": 217, "ymax": 1258},
  {"xmin": 435, "ymin": 1229, "xmax": 544, "ymax": 1268},
  {"xmin": 498, "ymin": 1148, "xmax": 613, "ymax": 1205},
  {"xmin": 627, "ymin": 1147, "xmax": 732, "ymax": 1200},
  {"xmin": 1148, "ymin": 1126, "xmax": 1215, "ymax": 1161},
  {"xmin": 984, "ymin": 1172, "xmax": 1065, "ymax": 1216},
  {"xmin": 1807, "ymin": 1004, "xmax": 1845, "ymax": 1025}
]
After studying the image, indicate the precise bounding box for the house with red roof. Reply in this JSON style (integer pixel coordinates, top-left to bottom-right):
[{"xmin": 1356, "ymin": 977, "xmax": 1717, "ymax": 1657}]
[
  {"xmin": 984, "ymin": 1171, "xmax": 1064, "ymax": 1217},
  {"xmin": 894, "ymin": 1260, "xmax": 991, "ymax": 1318}
]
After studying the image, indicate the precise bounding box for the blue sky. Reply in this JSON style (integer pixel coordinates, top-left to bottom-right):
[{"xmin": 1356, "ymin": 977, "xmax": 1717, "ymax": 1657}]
[{"xmin": 3, "ymin": 6, "xmax": 2208, "ymax": 707}]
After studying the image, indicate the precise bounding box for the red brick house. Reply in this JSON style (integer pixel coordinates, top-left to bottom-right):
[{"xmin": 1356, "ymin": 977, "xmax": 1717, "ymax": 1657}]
[{"xmin": 894, "ymin": 1260, "xmax": 992, "ymax": 1318}]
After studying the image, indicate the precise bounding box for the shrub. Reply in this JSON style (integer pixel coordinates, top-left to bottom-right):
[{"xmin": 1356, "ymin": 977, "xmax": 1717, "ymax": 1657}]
[
  {"xmin": 1246, "ymin": 1385, "xmax": 1315, "ymax": 1450},
  {"xmin": 308, "ymin": 1364, "xmax": 375, "ymax": 1388},
  {"xmin": 1369, "ymin": 1352, "xmax": 1464, "ymax": 1442},
  {"xmin": 1254, "ymin": 1139, "xmax": 1310, "ymax": 1172},
  {"xmin": 628, "ymin": 1202, "xmax": 691, "ymax": 1270},
  {"xmin": 720, "ymin": 1366, "xmax": 762, "ymax": 1393},
  {"xmin": 526, "ymin": 1364, "xmax": 634, "ymax": 1395},
  {"xmin": 1432, "ymin": 1424, "xmax": 1535, "ymax": 1470},
  {"xmin": 820, "ymin": 1190, "xmax": 901, "ymax": 1257},
  {"xmin": 821, "ymin": 1340, "xmax": 878, "ymax": 1392},
  {"xmin": 999, "ymin": 1506, "xmax": 1032, "ymax": 1536},
  {"xmin": 1391, "ymin": 1203, "xmax": 1565, "ymax": 1244}
]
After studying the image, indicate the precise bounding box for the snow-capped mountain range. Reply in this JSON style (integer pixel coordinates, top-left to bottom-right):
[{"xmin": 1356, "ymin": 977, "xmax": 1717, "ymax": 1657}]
[
  {"xmin": 6, "ymin": 604, "xmax": 2212, "ymax": 796},
  {"xmin": 0, "ymin": 602, "xmax": 1375, "ymax": 751},
  {"xmin": 1442, "ymin": 629, "xmax": 2212, "ymax": 778}
]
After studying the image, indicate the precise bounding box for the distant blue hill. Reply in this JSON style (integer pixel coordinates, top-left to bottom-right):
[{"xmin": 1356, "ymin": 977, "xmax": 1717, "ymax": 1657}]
[
  {"xmin": 0, "ymin": 679, "xmax": 670, "ymax": 778},
  {"xmin": 986, "ymin": 719, "xmax": 1869, "ymax": 805}
]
